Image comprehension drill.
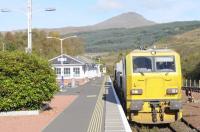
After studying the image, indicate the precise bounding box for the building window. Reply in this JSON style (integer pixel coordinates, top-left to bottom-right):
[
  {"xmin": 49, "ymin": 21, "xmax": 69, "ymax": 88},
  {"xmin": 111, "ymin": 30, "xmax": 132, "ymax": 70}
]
[
  {"xmin": 55, "ymin": 68, "xmax": 61, "ymax": 75},
  {"xmin": 73, "ymin": 68, "xmax": 80, "ymax": 77},
  {"xmin": 64, "ymin": 68, "xmax": 70, "ymax": 77}
]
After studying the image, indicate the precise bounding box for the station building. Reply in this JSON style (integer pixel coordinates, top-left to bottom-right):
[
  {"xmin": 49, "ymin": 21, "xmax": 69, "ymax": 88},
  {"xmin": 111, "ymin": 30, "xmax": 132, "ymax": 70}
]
[{"xmin": 49, "ymin": 54, "xmax": 101, "ymax": 87}]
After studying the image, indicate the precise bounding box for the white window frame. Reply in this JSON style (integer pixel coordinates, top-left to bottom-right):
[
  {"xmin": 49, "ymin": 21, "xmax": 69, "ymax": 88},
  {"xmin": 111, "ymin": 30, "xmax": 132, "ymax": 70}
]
[
  {"xmin": 55, "ymin": 67, "xmax": 61, "ymax": 75},
  {"xmin": 73, "ymin": 67, "xmax": 80, "ymax": 77},
  {"xmin": 64, "ymin": 68, "xmax": 71, "ymax": 77}
]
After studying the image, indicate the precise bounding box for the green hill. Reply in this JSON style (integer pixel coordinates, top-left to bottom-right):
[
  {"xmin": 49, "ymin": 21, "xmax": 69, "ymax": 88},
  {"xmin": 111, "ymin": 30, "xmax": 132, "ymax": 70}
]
[
  {"xmin": 75, "ymin": 21, "xmax": 200, "ymax": 53},
  {"xmin": 156, "ymin": 28, "xmax": 200, "ymax": 79},
  {"xmin": 1, "ymin": 21, "xmax": 200, "ymax": 79},
  {"xmin": 77, "ymin": 21, "xmax": 200, "ymax": 78}
]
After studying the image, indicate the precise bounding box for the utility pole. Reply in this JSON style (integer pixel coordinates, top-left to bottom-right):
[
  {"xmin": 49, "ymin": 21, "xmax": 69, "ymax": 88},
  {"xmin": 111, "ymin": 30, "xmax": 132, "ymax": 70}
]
[
  {"xmin": 1, "ymin": 0, "xmax": 55, "ymax": 54},
  {"xmin": 27, "ymin": 0, "xmax": 32, "ymax": 53}
]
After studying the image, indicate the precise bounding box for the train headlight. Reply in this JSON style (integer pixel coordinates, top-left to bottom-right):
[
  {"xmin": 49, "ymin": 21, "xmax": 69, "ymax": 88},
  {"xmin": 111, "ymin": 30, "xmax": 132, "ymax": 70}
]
[
  {"xmin": 131, "ymin": 89, "xmax": 143, "ymax": 95},
  {"xmin": 151, "ymin": 51, "xmax": 156, "ymax": 55},
  {"xmin": 166, "ymin": 88, "xmax": 178, "ymax": 95}
]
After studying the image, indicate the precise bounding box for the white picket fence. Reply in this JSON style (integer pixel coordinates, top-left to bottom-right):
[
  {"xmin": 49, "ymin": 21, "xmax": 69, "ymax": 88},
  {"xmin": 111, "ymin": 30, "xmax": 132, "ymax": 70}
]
[{"xmin": 184, "ymin": 79, "xmax": 200, "ymax": 88}]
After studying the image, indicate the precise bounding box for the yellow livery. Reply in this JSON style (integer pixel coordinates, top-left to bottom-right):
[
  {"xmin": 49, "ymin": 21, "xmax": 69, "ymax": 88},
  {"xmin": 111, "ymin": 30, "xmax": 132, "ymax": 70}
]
[{"xmin": 114, "ymin": 49, "xmax": 182, "ymax": 124}]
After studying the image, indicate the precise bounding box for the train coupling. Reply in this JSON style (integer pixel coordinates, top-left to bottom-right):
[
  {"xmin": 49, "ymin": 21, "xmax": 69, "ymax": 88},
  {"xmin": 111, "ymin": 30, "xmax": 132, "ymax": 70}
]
[{"xmin": 150, "ymin": 102, "xmax": 160, "ymax": 122}]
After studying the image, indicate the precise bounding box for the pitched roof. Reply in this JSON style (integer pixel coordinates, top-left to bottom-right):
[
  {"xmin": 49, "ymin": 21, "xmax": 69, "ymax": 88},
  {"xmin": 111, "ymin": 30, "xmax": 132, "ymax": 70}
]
[
  {"xmin": 49, "ymin": 54, "xmax": 85, "ymax": 65},
  {"xmin": 76, "ymin": 56, "xmax": 94, "ymax": 64}
]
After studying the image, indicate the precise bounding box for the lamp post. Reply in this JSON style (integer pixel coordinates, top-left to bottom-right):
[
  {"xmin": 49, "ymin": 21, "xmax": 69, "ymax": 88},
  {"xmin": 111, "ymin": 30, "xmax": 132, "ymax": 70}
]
[
  {"xmin": 47, "ymin": 35, "xmax": 77, "ymax": 90},
  {"xmin": 46, "ymin": 35, "xmax": 77, "ymax": 55},
  {"xmin": 0, "ymin": 0, "xmax": 56, "ymax": 54},
  {"xmin": 27, "ymin": 0, "xmax": 32, "ymax": 54},
  {"xmin": 27, "ymin": 0, "xmax": 56, "ymax": 53}
]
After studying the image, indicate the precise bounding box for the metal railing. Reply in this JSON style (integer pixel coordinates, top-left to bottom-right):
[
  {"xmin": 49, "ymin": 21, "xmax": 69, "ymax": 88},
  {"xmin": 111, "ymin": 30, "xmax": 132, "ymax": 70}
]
[
  {"xmin": 182, "ymin": 79, "xmax": 200, "ymax": 102},
  {"xmin": 182, "ymin": 79, "xmax": 200, "ymax": 93}
]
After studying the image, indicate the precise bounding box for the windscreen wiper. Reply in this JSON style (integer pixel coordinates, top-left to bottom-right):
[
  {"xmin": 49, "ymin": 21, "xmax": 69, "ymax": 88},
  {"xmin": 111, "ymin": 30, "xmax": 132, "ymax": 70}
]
[{"xmin": 139, "ymin": 71, "xmax": 144, "ymax": 76}]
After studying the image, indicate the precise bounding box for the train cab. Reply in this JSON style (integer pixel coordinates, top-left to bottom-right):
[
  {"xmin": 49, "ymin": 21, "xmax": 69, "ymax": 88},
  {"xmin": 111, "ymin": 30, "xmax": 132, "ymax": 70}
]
[{"xmin": 115, "ymin": 49, "xmax": 182, "ymax": 124}]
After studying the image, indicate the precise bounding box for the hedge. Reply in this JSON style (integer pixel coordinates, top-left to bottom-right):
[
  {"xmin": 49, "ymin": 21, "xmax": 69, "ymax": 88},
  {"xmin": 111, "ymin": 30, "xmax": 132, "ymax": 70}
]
[{"xmin": 0, "ymin": 52, "xmax": 59, "ymax": 111}]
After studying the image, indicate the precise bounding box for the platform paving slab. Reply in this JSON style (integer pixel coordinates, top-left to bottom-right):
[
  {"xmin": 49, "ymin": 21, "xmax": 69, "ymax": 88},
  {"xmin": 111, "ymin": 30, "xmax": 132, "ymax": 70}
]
[
  {"xmin": 43, "ymin": 77, "xmax": 105, "ymax": 132},
  {"xmin": 104, "ymin": 77, "xmax": 132, "ymax": 132}
]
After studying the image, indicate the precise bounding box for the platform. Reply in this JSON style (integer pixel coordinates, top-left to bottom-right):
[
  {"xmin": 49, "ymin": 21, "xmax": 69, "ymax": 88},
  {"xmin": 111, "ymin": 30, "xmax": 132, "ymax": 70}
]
[
  {"xmin": 104, "ymin": 77, "xmax": 132, "ymax": 132},
  {"xmin": 43, "ymin": 76, "xmax": 132, "ymax": 132}
]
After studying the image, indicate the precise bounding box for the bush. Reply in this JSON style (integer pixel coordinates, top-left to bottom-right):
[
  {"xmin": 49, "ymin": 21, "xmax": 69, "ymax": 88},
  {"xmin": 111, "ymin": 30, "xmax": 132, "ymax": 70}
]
[{"xmin": 0, "ymin": 52, "xmax": 59, "ymax": 111}]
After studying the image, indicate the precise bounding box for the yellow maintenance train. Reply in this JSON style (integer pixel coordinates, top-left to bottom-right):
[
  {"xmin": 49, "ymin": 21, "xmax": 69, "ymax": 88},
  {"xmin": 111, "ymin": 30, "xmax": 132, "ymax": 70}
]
[{"xmin": 114, "ymin": 49, "xmax": 182, "ymax": 124}]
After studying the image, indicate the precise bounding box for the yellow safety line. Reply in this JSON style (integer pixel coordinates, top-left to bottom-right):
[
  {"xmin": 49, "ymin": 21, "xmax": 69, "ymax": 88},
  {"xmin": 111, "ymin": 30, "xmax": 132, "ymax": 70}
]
[{"xmin": 87, "ymin": 77, "xmax": 106, "ymax": 132}]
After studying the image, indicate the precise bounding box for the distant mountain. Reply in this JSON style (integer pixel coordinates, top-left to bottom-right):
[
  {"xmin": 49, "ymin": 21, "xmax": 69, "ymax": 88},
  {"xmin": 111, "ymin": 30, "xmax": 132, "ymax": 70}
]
[
  {"xmin": 47, "ymin": 12, "xmax": 156, "ymax": 34},
  {"xmin": 76, "ymin": 21, "xmax": 200, "ymax": 53},
  {"xmin": 94, "ymin": 12, "xmax": 155, "ymax": 29}
]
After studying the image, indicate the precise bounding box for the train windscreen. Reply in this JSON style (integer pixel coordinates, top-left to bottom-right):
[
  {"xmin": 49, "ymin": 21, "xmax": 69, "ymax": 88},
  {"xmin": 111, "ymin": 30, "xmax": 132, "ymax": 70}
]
[
  {"xmin": 133, "ymin": 57, "xmax": 153, "ymax": 72},
  {"xmin": 155, "ymin": 56, "xmax": 175, "ymax": 72},
  {"xmin": 133, "ymin": 56, "xmax": 175, "ymax": 73}
]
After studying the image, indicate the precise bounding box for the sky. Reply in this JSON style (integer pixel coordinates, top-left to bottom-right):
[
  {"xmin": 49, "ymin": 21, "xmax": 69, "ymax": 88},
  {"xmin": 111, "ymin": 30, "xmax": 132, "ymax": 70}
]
[{"xmin": 1, "ymin": 0, "xmax": 200, "ymax": 31}]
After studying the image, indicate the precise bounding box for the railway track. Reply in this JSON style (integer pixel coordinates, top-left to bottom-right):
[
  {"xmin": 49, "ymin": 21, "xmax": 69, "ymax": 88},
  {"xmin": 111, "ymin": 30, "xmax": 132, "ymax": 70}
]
[
  {"xmin": 130, "ymin": 119, "xmax": 198, "ymax": 132},
  {"xmin": 169, "ymin": 119, "xmax": 197, "ymax": 132}
]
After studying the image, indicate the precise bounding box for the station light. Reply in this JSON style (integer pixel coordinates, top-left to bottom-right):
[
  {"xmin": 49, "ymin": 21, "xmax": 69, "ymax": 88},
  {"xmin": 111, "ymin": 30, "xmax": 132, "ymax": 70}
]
[
  {"xmin": 166, "ymin": 88, "xmax": 178, "ymax": 95},
  {"xmin": 131, "ymin": 89, "xmax": 143, "ymax": 95}
]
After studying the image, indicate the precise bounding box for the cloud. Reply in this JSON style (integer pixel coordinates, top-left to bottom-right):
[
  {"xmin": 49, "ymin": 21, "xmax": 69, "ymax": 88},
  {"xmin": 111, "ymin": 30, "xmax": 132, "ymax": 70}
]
[{"xmin": 96, "ymin": 0, "xmax": 124, "ymax": 10}]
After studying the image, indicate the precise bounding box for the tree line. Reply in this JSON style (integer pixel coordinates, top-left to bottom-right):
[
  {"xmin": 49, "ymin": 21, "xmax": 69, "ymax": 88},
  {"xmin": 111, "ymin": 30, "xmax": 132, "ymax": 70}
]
[{"xmin": 0, "ymin": 29, "xmax": 85, "ymax": 59}]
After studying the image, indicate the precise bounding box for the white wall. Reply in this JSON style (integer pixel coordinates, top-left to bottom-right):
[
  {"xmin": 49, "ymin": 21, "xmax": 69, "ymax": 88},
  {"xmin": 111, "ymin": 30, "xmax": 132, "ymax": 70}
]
[
  {"xmin": 54, "ymin": 65, "xmax": 84, "ymax": 79},
  {"xmin": 53, "ymin": 64, "xmax": 101, "ymax": 80},
  {"xmin": 85, "ymin": 64, "xmax": 101, "ymax": 78}
]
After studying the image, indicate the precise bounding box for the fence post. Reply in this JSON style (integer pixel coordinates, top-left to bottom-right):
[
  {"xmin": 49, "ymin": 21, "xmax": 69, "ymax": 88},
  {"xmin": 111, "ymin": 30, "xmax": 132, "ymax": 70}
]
[
  {"xmin": 199, "ymin": 80, "xmax": 200, "ymax": 88},
  {"xmin": 194, "ymin": 80, "xmax": 196, "ymax": 87},
  {"xmin": 186, "ymin": 79, "xmax": 188, "ymax": 87},
  {"xmin": 190, "ymin": 79, "xmax": 192, "ymax": 87}
]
